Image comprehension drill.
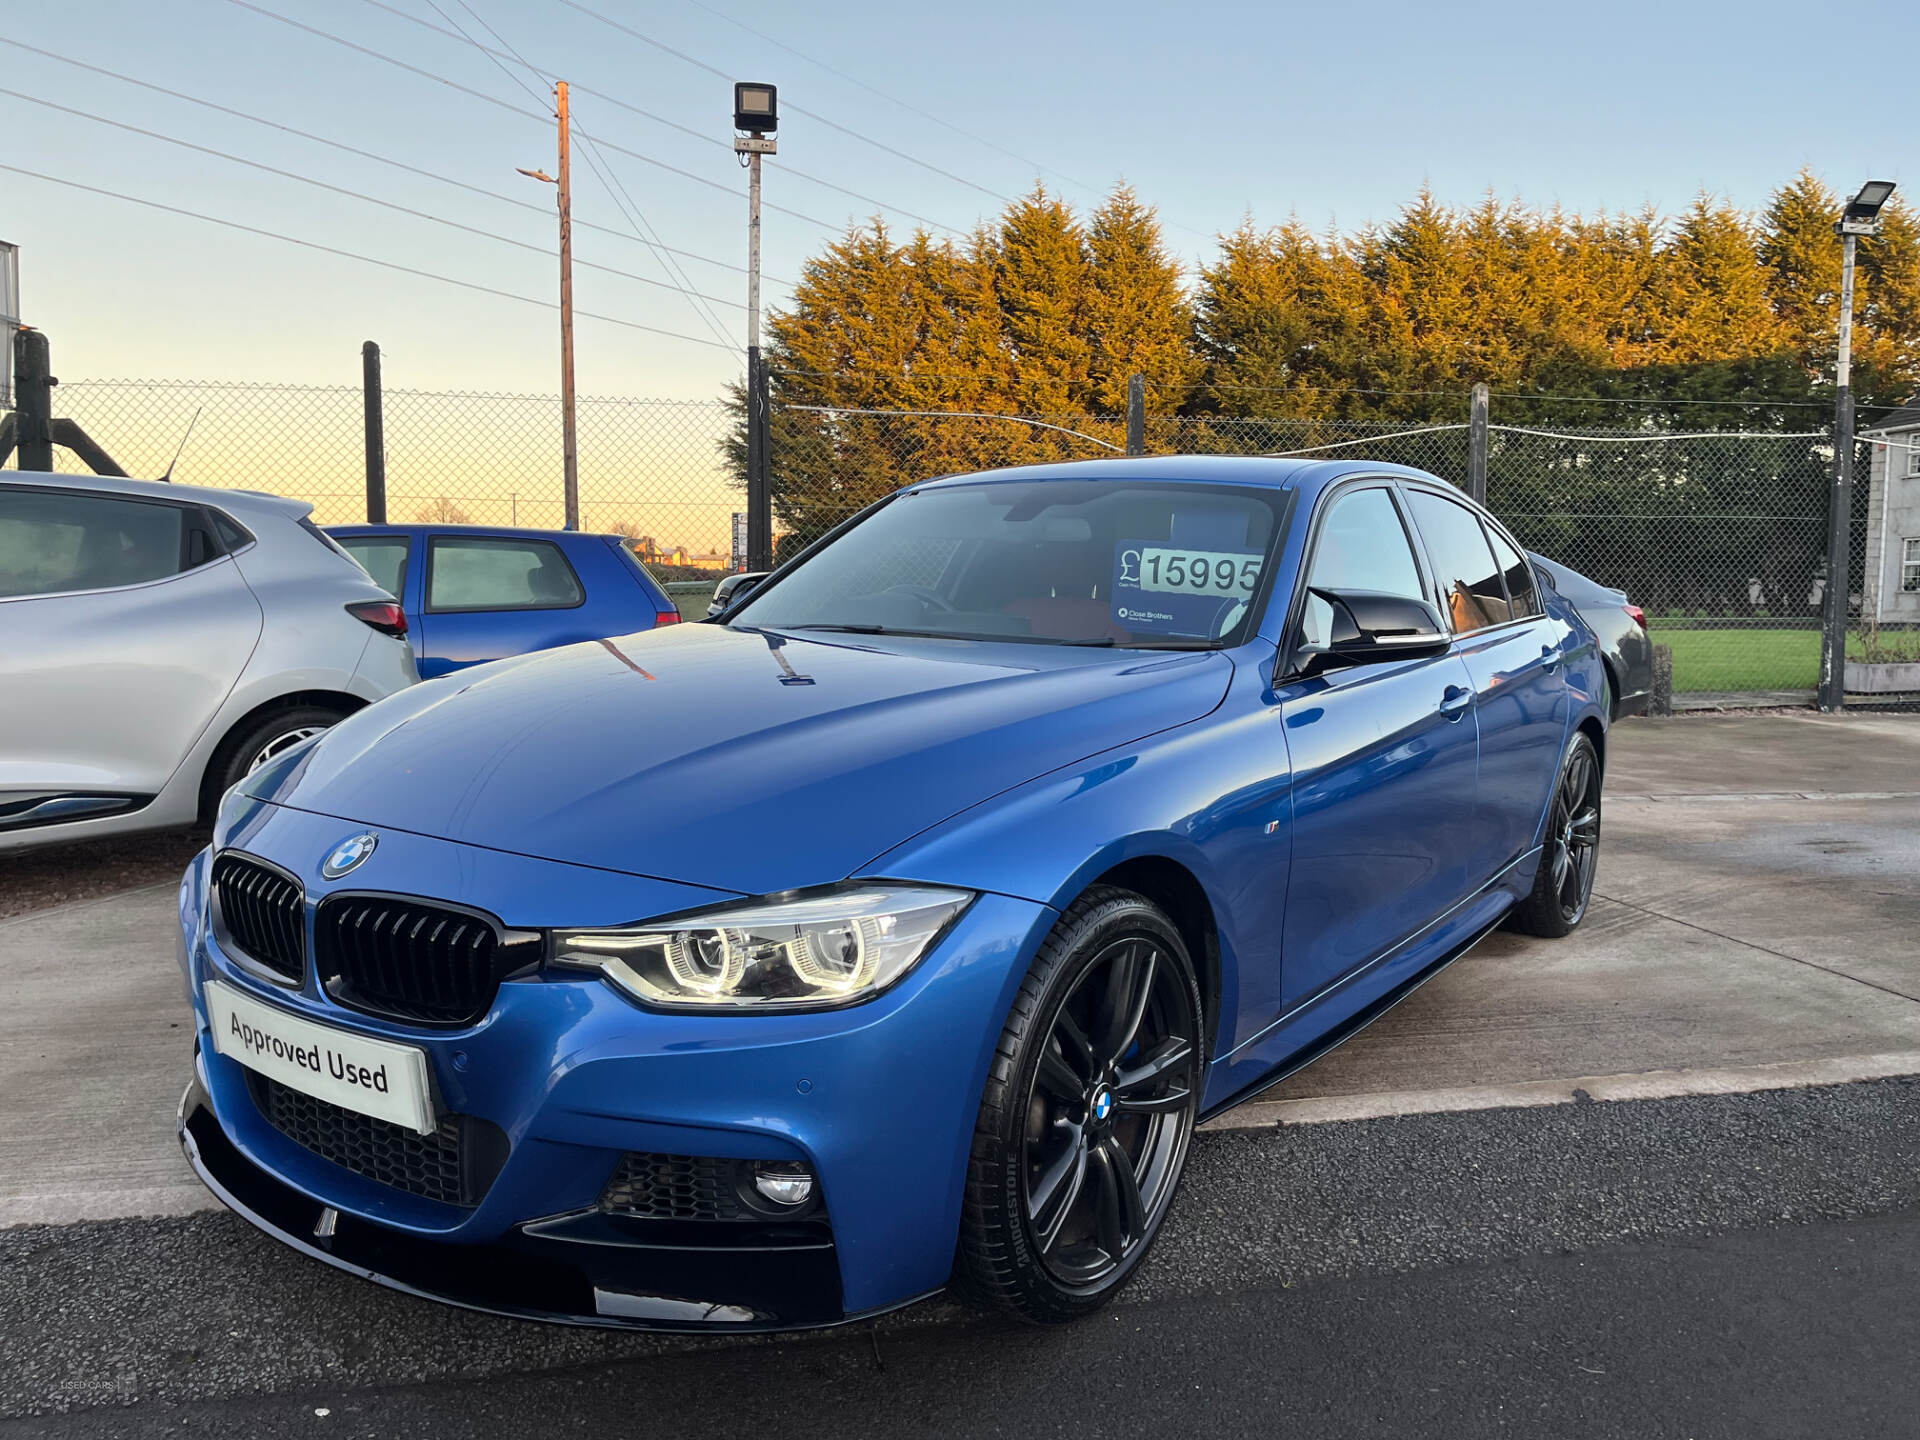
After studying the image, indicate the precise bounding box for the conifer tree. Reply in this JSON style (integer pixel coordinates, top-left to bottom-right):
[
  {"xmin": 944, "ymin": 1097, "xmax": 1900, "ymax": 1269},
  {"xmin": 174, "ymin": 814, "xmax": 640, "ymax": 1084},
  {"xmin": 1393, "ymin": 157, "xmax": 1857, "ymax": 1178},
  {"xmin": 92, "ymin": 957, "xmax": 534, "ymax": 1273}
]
[
  {"xmin": 1082, "ymin": 185, "xmax": 1196, "ymax": 415},
  {"xmin": 1651, "ymin": 195, "xmax": 1781, "ymax": 364},
  {"xmin": 994, "ymin": 185, "xmax": 1092, "ymax": 418}
]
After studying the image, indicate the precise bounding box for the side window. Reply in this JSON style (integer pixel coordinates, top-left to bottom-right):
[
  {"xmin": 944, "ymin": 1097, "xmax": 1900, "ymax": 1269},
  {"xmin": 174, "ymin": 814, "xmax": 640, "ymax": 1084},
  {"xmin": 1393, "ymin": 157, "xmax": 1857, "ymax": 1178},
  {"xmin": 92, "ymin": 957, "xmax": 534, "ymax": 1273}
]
[
  {"xmin": 1299, "ymin": 487, "xmax": 1428, "ymax": 648},
  {"xmin": 340, "ymin": 536, "xmax": 410, "ymax": 599},
  {"xmin": 1485, "ymin": 526, "xmax": 1539, "ymax": 618},
  {"xmin": 0, "ymin": 487, "xmax": 190, "ymax": 598},
  {"xmin": 426, "ymin": 537, "xmax": 584, "ymax": 612},
  {"xmin": 210, "ymin": 510, "xmax": 253, "ymax": 551},
  {"xmin": 1405, "ymin": 490, "xmax": 1511, "ymax": 632}
]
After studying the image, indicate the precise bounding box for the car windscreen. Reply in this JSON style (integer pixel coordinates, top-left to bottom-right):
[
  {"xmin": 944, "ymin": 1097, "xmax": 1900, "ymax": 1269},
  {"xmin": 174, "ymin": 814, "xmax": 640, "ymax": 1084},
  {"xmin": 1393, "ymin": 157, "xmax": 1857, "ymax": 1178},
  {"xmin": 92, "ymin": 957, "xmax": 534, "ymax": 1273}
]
[{"xmin": 731, "ymin": 479, "xmax": 1288, "ymax": 649}]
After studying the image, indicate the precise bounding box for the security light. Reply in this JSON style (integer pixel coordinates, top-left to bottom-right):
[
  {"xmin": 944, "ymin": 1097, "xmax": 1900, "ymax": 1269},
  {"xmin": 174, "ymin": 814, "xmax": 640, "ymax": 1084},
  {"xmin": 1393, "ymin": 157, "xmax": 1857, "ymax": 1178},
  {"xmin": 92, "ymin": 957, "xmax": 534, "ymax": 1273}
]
[
  {"xmin": 1840, "ymin": 180, "xmax": 1896, "ymax": 235},
  {"xmin": 734, "ymin": 82, "xmax": 777, "ymax": 135}
]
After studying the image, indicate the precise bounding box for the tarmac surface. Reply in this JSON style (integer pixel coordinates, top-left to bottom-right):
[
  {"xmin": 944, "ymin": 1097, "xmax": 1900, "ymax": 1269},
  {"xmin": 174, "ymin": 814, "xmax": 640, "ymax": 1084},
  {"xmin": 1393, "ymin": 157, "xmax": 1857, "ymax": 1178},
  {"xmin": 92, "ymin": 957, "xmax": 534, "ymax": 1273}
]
[{"xmin": 2, "ymin": 710, "xmax": 1917, "ymax": 1432}]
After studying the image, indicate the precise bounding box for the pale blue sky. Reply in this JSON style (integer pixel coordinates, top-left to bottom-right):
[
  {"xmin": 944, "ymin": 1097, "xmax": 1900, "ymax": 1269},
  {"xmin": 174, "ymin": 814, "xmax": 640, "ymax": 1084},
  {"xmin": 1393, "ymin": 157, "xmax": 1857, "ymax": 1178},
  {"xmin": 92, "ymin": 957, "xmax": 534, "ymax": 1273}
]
[{"xmin": 6, "ymin": 0, "xmax": 1915, "ymax": 400}]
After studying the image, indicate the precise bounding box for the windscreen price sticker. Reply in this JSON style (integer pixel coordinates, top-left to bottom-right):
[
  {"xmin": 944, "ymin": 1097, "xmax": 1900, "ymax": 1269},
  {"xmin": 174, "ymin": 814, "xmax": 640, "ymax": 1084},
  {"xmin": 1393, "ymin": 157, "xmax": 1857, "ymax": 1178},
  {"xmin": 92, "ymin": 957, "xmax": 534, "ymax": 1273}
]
[{"xmin": 1112, "ymin": 542, "xmax": 1263, "ymax": 636}]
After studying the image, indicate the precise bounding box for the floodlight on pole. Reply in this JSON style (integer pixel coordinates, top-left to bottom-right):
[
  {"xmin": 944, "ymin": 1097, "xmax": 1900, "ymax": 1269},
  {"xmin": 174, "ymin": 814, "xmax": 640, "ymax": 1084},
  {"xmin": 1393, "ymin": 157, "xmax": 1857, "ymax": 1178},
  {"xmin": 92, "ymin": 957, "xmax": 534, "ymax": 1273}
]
[
  {"xmin": 735, "ymin": 81, "xmax": 777, "ymax": 572},
  {"xmin": 1840, "ymin": 180, "xmax": 1897, "ymax": 233},
  {"xmin": 1818, "ymin": 178, "xmax": 1896, "ymax": 710}
]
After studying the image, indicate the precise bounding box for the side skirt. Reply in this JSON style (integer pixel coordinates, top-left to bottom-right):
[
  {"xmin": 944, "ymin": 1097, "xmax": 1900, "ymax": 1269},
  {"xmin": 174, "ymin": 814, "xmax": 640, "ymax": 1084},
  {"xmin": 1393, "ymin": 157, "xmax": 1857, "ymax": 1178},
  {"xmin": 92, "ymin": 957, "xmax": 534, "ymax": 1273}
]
[{"xmin": 1197, "ymin": 850, "xmax": 1536, "ymax": 1122}]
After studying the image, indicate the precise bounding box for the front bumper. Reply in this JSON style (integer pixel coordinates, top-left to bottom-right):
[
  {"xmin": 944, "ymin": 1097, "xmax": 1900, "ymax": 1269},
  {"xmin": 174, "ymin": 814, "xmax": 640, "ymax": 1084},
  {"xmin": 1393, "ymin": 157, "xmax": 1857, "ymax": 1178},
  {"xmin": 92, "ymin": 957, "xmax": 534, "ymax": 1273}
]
[
  {"xmin": 175, "ymin": 806, "xmax": 1051, "ymax": 1330},
  {"xmin": 177, "ymin": 1063, "xmax": 857, "ymax": 1330}
]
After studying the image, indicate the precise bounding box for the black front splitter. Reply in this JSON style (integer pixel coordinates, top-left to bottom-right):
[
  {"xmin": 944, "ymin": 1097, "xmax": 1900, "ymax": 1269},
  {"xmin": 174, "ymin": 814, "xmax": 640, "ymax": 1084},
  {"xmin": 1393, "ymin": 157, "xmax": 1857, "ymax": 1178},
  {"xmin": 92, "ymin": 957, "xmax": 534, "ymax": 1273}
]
[{"xmin": 177, "ymin": 1069, "xmax": 931, "ymax": 1334}]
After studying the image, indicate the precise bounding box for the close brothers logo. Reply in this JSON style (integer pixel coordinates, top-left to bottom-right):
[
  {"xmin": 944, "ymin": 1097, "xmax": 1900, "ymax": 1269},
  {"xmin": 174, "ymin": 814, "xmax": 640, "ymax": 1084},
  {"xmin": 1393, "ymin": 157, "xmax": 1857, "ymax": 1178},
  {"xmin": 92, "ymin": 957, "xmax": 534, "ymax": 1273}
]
[{"xmin": 228, "ymin": 1012, "xmax": 391, "ymax": 1094}]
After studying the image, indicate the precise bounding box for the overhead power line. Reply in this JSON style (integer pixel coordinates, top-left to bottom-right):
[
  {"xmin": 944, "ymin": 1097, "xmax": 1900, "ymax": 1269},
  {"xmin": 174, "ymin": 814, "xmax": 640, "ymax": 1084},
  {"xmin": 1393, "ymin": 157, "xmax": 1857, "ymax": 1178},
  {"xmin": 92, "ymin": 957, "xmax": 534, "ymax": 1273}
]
[
  {"xmin": 678, "ymin": 0, "xmax": 1098, "ymax": 194},
  {"xmin": 0, "ymin": 34, "xmax": 787, "ymax": 284},
  {"xmin": 415, "ymin": 0, "xmax": 737, "ymax": 347},
  {"xmin": 0, "ymin": 162, "xmax": 740, "ymax": 353},
  {"xmin": 671, "ymin": 0, "xmax": 1217, "ymax": 244},
  {"xmin": 348, "ymin": 0, "xmax": 967, "ymax": 235},
  {"xmin": 221, "ymin": 0, "xmax": 840, "ymax": 230},
  {"xmin": 552, "ymin": 0, "xmax": 1018, "ymax": 208},
  {"xmin": 0, "ymin": 87, "xmax": 747, "ymax": 312}
]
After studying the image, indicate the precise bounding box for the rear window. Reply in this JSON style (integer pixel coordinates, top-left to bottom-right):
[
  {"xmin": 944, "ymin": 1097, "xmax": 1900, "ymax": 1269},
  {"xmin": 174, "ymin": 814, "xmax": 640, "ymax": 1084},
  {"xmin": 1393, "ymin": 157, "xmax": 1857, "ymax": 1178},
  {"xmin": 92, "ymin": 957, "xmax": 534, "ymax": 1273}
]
[
  {"xmin": 338, "ymin": 535, "xmax": 410, "ymax": 598},
  {"xmin": 299, "ymin": 517, "xmax": 355, "ymax": 562}
]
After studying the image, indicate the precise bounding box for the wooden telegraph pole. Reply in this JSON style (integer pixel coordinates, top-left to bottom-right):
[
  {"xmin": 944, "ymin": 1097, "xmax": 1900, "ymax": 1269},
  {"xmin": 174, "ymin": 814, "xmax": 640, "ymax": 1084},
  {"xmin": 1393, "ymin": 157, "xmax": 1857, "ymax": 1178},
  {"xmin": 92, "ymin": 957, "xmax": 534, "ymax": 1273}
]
[
  {"xmin": 523, "ymin": 85, "xmax": 579, "ymax": 530},
  {"xmin": 556, "ymin": 80, "xmax": 579, "ymax": 531}
]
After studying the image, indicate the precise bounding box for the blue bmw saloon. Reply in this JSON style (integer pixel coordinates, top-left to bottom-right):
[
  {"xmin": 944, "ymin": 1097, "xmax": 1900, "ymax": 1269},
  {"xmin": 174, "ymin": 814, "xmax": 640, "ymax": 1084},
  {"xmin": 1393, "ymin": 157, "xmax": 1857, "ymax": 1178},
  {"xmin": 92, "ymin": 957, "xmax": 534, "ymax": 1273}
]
[{"xmin": 175, "ymin": 456, "xmax": 1606, "ymax": 1330}]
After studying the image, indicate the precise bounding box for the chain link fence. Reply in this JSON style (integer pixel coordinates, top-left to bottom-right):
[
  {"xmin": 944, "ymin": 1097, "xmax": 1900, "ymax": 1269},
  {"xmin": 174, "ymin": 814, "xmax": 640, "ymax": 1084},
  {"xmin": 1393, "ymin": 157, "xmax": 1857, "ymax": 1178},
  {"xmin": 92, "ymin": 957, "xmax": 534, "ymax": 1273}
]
[{"xmin": 7, "ymin": 378, "xmax": 1916, "ymax": 705}]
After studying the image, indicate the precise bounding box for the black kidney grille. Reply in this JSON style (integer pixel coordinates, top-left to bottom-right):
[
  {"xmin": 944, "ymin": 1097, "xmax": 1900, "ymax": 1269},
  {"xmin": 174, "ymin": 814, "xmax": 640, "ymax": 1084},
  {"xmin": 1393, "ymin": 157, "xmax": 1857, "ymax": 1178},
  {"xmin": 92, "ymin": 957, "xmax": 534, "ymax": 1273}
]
[
  {"xmin": 315, "ymin": 895, "xmax": 519, "ymax": 1026},
  {"xmin": 212, "ymin": 853, "xmax": 305, "ymax": 983},
  {"xmin": 601, "ymin": 1152, "xmax": 747, "ymax": 1221},
  {"xmin": 251, "ymin": 1075, "xmax": 506, "ymax": 1207}
]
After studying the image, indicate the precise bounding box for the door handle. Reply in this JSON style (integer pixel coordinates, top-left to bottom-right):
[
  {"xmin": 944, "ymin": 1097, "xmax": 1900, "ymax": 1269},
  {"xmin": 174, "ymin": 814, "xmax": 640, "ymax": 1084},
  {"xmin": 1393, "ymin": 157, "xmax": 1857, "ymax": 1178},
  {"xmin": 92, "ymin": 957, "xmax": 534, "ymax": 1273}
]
[
  {"xmin": 1439, "ymin": 684, "xmax": 1472, "ymax": 721},
  {"xmin": 1540, "ymin": 644, "xmax": 1560, "ymax": 672}
]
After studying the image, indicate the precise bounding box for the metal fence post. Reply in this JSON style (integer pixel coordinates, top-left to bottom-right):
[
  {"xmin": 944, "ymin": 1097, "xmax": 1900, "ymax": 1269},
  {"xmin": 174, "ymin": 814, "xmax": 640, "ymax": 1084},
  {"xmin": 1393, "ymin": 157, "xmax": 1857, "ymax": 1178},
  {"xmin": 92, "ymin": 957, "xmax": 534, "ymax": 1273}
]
[
  {"xmin": 1650, "ymin": 643, "xmax": 1674, "ymax": 717},
  {"xmin": 361, "ymin": 341, "xmax": 387, "ymax": 524},
  {"xmin": 1467, "ymin": 382, "xmax": 1489, "ymax": 504},
  {"xmin": 1817, "ymin": 230, "xmax": 1861, "ymax": 713},
  {"xmin": 746, "ymin": 351, "xmax": 773, "ymax": 571},
  {"xmin": 13, "ymin": 327, "xmax": 53, "ymax": 471},
  {"xmin": 1126, "ymin": 373, "xmax": 1145, "ymax": 457}
]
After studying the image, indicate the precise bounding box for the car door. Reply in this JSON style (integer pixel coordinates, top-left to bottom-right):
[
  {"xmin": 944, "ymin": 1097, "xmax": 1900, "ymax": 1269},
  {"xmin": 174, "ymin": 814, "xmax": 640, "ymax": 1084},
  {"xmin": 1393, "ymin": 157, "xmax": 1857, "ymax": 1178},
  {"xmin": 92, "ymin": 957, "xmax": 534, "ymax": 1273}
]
[
  {"xmin": 414, "ymin": 533, "xmax": 588, "ymax": 677},
  {"xmin": 1402, "ymin": 487, "xmax": 1569, "ymax": 889},
  {"xmin": 0, "ymin": 484, "xmax": 262, "ymax": 814},
  {"xmin": 1278, "ymin": 484, "xmax": 1482, "ymax": 1008}
]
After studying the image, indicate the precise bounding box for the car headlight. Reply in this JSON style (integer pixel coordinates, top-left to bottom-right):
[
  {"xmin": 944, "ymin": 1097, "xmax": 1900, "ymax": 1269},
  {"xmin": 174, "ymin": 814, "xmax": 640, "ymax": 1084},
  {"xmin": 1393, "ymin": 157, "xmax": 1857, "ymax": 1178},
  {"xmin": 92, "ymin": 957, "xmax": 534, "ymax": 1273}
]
[{"xmin": 552, "ymin": 885, "xmax": 973, "ymax": 1011}]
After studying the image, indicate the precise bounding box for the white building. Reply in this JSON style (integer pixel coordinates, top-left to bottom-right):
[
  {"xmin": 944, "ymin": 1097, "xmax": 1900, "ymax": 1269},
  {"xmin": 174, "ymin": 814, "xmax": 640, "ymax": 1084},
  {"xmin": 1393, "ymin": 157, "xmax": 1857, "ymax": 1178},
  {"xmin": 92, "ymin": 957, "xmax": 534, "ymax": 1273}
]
[{"xmin": 1861, "ymin": 396, "xmax": 1920, "ymax": 625}]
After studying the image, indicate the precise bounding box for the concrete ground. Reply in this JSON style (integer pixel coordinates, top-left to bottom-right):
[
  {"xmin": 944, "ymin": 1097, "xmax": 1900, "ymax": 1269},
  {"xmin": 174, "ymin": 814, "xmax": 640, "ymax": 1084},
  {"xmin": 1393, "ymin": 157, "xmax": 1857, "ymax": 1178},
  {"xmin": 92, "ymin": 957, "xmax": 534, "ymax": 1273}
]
[{"xmin": 2, "ymin": 712, "xmax": 1917, "ymax": 1230}]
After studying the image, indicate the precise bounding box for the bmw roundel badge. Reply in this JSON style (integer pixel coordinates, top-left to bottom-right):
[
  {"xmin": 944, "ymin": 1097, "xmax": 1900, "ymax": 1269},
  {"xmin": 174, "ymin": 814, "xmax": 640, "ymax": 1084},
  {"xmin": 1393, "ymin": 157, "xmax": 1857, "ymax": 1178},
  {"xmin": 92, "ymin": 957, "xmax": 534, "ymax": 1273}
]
[{"xmin": 321, "ymin": 831, "xmax": 379, "ymax": 879}]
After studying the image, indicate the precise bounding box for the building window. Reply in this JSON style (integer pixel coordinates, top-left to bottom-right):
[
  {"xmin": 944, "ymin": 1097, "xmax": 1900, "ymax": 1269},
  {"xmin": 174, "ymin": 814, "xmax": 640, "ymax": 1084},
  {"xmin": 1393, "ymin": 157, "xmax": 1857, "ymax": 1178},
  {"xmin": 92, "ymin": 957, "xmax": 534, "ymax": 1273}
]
[
  {"xmin": 1905, "ymin": 538, "xmax": 1920, "ymax": 593},
  {"xmin": 1907, "ymin": 442, "xmax": 1920, "ymax": 477}
]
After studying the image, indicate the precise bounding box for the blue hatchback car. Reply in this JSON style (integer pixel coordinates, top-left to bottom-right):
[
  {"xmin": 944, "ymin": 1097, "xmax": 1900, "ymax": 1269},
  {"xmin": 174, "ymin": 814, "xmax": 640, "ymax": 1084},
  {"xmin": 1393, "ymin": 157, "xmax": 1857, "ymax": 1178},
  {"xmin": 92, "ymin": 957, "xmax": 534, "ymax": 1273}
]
[
  {"xmin": 327, "ymin": 524, "xmax": 680, "ymax": 677},
  {"xmin": 178, "ymin": 457, "xmax": 1606, "ymax": 1331}
]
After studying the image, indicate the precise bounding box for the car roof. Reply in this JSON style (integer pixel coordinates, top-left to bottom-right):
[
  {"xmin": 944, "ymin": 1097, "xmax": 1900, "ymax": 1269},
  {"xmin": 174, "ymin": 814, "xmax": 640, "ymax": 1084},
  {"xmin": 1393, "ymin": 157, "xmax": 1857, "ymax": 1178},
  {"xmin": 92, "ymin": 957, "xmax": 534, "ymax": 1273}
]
[
  {"xmin": 1, "ymin": 470, "xmax": 314, "ymax": 522},
  {"xmin": 328, "ymin": 522, "xmax": 619, "ymax": 543},
  {"xmin": 909, "ymin": 454, "xmax": 1451, "ymax": 498}
]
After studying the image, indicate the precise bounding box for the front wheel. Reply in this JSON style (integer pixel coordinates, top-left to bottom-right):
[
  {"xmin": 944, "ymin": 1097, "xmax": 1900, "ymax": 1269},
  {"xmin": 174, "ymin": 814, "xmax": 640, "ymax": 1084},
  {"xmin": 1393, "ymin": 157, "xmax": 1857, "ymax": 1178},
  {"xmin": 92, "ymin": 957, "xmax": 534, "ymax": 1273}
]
[
  {"xmin": 1506, "ymin": 731, "xmax": 1602, "ymax": 937},
  {"xmin": 954, "ymin": 888, "xmax": 1203, "ymax": 1323},
  {"xmin": 201, "ymin": 705, "xmax": 346, "ymax": 817}
]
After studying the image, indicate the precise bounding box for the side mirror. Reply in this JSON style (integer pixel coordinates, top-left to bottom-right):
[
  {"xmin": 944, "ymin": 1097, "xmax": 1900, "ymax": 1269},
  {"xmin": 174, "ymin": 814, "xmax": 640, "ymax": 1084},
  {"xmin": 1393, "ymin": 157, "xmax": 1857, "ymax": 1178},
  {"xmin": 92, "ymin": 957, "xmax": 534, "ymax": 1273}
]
[
  {"xmin": 1300, "ymin": 587, "xmax": 1451, "ymax": 675},
  {"xmin": 707, "ymin": 570, "xmax": 769, "ymax": 619}
]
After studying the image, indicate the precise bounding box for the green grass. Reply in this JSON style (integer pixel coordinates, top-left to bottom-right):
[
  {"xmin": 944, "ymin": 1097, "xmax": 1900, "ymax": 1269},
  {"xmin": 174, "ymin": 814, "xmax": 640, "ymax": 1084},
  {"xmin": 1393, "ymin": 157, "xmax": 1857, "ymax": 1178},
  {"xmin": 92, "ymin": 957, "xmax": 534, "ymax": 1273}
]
[{"xmin": 1649, "ymin": 624, "xmax": 1920, "ymax": 693}]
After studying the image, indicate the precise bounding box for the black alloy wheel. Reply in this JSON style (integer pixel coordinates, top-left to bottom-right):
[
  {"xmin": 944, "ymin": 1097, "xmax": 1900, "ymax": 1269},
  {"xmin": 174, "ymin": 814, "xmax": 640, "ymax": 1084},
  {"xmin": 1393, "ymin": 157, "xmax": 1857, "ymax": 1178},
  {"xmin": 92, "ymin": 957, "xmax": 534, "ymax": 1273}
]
[
  {"xmin": 1507, "ymin": 730, "xmax": 1603, "ymax": 938},
  {"xmin": 956, "ymin": 888, "xmax": 1203, "ymax": 1323}
]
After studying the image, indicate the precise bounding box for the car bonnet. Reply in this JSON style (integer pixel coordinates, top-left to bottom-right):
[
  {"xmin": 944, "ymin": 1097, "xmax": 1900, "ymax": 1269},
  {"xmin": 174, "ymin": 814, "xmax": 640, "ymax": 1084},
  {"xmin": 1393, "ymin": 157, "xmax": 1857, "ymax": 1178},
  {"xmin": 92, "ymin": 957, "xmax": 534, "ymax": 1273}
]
[{"xmin": 248, "ymin": 622, "xmax": 1234, "ymax": 897}]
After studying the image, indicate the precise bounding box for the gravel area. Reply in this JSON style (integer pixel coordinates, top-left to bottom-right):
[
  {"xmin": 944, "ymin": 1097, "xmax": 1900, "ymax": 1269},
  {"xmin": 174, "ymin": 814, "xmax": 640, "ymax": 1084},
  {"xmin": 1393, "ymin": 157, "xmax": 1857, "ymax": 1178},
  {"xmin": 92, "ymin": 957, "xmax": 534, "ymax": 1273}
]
[
  {"xmin": 0, "ymin": 829, "xmax": 206, "ymax": 923},
  {"xmin": 5, "ymin": 1076, "xmax": 1916, "ymax": 1418}
]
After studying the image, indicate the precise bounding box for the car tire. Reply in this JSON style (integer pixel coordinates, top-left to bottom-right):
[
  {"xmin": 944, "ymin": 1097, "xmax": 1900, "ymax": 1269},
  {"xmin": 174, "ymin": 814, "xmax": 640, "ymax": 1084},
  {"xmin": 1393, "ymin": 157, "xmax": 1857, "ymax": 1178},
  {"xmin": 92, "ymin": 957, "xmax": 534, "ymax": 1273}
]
[
  {"xmin": 1505, "ymin": 731, "xmax": 1602, "ymax": 938},
  {"xmin": 202, "ymin": 705, "xmax": 347, "ymax": 816},
  {"xmin": 954, "ymin": 886, "xmax": 1203, "ymax": 1324}
]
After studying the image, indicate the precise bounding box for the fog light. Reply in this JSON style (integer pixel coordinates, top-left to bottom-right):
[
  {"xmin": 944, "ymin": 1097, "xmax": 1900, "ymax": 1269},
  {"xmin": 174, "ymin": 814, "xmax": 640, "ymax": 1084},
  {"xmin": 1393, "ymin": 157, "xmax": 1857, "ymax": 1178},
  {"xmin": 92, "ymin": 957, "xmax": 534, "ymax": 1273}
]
[{"xmin": 751, "ymin": 1161, "xmax": 814, "ymax": 1208}]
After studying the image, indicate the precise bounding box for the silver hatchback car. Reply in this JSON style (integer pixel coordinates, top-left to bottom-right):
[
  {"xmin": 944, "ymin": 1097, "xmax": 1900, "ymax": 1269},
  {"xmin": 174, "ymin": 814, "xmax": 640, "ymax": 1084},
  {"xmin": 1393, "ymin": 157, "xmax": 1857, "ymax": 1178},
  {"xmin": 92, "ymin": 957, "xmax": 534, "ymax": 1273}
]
[{"xmin": 0, "ymin": 474, "xmax": 417, "ymax": 851}]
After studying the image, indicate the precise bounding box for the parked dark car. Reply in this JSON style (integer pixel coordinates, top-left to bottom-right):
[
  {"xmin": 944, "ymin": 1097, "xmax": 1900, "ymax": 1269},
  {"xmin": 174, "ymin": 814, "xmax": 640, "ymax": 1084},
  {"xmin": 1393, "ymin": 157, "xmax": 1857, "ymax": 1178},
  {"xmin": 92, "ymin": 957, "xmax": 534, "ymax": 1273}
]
[
  {"xmin": 328, "ymin": 524, "xmax": 679, "ymax": 678},
  {"xmin": 1529, "ymin": 552, "xmax": 1650, "ymax": 718}
]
